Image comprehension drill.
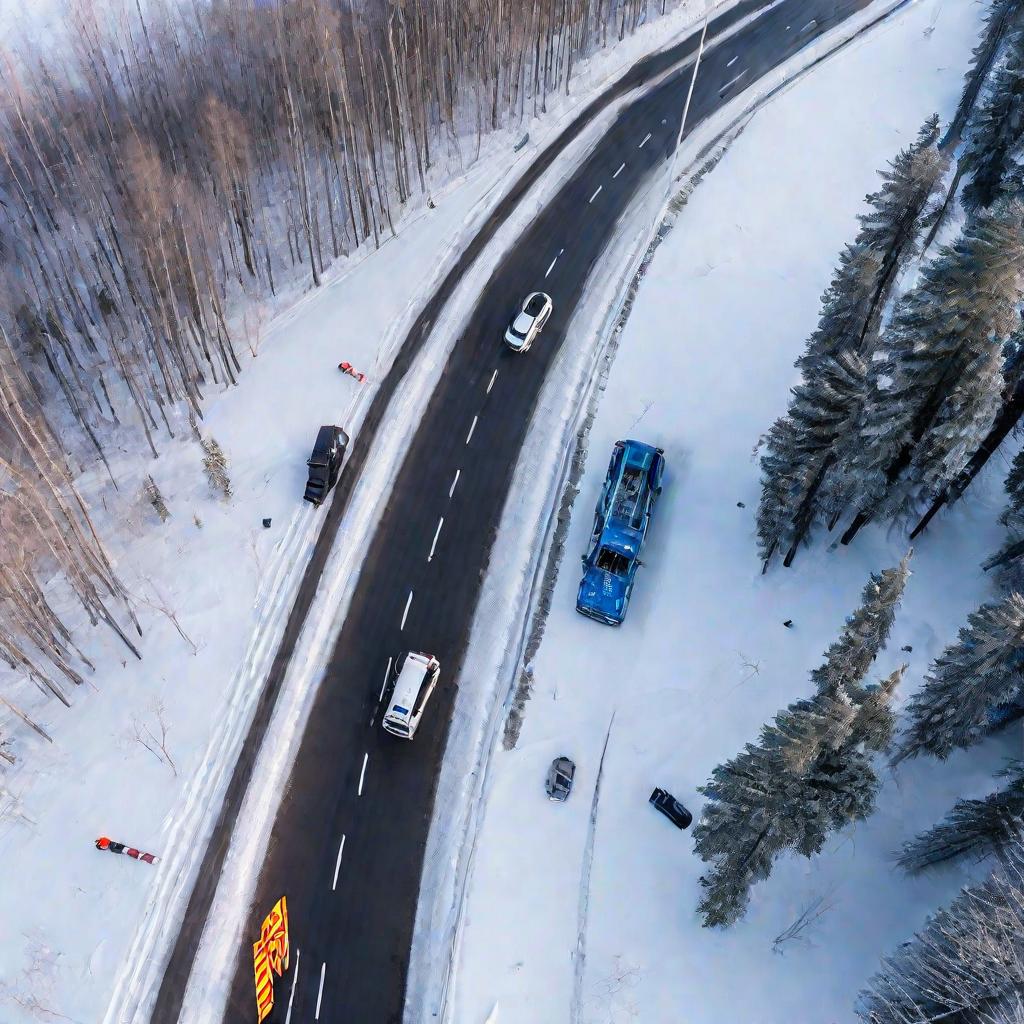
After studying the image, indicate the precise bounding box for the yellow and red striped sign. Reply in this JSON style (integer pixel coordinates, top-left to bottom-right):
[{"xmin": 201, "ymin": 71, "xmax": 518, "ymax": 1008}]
[{"xmin": 252, "ymin": 897, "xmax": 290, "ymax": 1023}]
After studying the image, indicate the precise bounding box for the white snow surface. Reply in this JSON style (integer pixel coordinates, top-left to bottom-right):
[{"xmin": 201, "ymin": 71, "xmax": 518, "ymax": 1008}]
[
  {"xmin": 433, "ymin": 3, "xmax": 1011, "ymax": 1024},
  {"xmin": 0, "ymin": 2, "xmax": 750, "ymax": 1021}
]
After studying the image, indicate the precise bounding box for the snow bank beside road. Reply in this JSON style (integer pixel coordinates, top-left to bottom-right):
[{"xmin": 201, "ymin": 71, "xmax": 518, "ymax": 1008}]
[{"xmin": 427, "ymin": 2, "xmax": 998, "ymax": 1023}]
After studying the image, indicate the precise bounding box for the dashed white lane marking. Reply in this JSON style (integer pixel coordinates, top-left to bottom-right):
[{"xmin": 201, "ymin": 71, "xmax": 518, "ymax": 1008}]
[
  {"xmin": 800, "ymin": 19, "xmax": 816, "ymax": 32},
  {"xmin": 400, "ymin": 590, "xmax": 413, "ymax": 630},
  {"xmin": 726, "ymin": 54, "xmax": 739, "ymax": 67},
  {"xmin": 314, "ymin": 962, "xmax": 326, "ymax": 1020},
  {"xmin": 379, "ymin": 657, "xmax": 392, "ymax": 702},
  {"xmin": 719, "ymin": 69, "xmax": 747, "ymax": 95},
  {"xmin": 357, "ymin": 753, "xmax": 368, "ymax": 796},
  {"xmin": 283, "ymin": 949, "xmax": 300, "ymax": 1024},
  {"xmin": 589, "ymin": 184, "xmax": 603, "ymax": 203},
  {"xmin": 545, "ymin": 253, "xmax": 559, "ymax": 277},
  {"xmin": 428, "ymin": 517, "xmax": 444, "ymax": 562},
  {"xmin": 465, "ymin": 415, "xmax": 478, "ymax": 445},
  {"xmin": 613, "ymin": 162, "xmax": 626, "ymax": 178},
  {"xmin": 331, "ymin": 835, "xmax": 346, "ymax": 891},
  {"xmin": 638, "ymin": 132, "xmax": 652, "ymax": 148},
  {"xmin": 449, "ymin": 468, "xmax": 461, "ymax": 499},
  {"xmin": 487, "ymin": 368, "xmax": 498, "ymax": 393}
]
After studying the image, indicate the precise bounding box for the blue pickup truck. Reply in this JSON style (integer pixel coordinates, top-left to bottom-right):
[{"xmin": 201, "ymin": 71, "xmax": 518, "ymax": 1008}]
[{"xmin": 576, "ymin": 439, "xmax": 665, "ymax": 625}]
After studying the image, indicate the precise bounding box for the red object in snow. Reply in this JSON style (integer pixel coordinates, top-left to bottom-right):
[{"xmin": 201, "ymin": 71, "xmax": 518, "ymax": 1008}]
[
  {"xmin": 338, "ymin": 361, "xmax": 367, "ymax": 383},
  {"xmin": 95, "ymin": 836, "xmax": 158, "ymax": 864}
]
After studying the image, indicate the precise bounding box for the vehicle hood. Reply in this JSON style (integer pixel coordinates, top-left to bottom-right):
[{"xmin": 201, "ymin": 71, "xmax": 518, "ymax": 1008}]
[
  {"xmin": 601, "ymin": 523, "xmax": 642, "ymax": 557},
  {"xmin": 577, "ymin": 566, "xmax": 628, "ymax": 620}
]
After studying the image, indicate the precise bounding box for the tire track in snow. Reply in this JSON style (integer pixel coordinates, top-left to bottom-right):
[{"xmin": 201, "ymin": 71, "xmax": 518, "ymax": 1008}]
[{"xmin": 571, "ymin": 712, "xmax": 615, "ymax": 1024}]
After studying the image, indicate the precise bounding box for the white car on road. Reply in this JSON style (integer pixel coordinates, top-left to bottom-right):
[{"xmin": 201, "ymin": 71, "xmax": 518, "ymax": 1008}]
[
  {"xmin": 504, "ymin": 292, "xmax": 552, "ymax": 352},
  {"xmin": 382, "ymin": 652, "xmax": 440, "ymax": 740}
]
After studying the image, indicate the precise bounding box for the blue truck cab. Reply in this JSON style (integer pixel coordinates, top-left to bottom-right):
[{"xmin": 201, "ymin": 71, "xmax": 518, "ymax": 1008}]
[{"xmin": 576, "ymin": 439, "xmax": 665, "ymax": 625}]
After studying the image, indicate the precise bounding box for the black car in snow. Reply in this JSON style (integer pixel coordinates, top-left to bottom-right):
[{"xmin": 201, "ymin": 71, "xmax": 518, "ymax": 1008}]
[
  {"xmin": 649, "ymin": 787, "xmax": 692, "ymax": 830},
  {"xmin": 304, "ymin": 425, "xmax": 348, "ymax": 506},
  {"xmin": 545, "ymin": 756, "xmax": 576, "ymax": 802}
]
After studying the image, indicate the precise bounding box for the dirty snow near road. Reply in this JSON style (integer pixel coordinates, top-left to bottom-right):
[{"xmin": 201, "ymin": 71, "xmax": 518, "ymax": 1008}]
[{"xmin": 447, "ymin": 3, "xmax": 1006, "ymax": 1023}]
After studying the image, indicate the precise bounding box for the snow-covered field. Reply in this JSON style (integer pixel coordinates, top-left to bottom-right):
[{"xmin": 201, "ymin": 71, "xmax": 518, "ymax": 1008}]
[{"xmin": 443, "ymin": 4, "xmax": 1010, "ymax": 1023}]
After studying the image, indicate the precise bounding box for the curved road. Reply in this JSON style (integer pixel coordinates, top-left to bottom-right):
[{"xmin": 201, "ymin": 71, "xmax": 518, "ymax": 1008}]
[{"xmin": 152, "ymin": 2, "xmax": 882, "ymax": 1021}]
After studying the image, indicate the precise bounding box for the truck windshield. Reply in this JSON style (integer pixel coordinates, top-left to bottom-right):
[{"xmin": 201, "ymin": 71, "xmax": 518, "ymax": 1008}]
[{"xmin": 596, "ymin": 548, "xmax": 629, "ymax": 576}]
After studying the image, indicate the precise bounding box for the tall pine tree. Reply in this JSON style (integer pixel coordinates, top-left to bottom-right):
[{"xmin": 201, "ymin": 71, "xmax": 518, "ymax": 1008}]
[
  {"xmin": 859, "ymin": 840, "xmax": 1024, "ymax": 1024},
  {"xmin": 899, "ymin": 760, "xmax": 1024, "ymax": 872},
  {"xmin": 833, "ymin": 199, "xmax": 1024, "ymax": 525},
  {"xmin": 962, "ymin": 24, "xmax": 1024, "ymax": 210},
  {"xmin": 696, "ymin": 670, "xmax": 903, "ymax": 927},
  {"xmin": 983, "ymin": 445, "xmax": 1024, "ymax": 591},
  {"xmin": 757, "ymin": 351, "xmax": 865, "ymax": 566},
  {"xmin": 695, "ymin": 561, "xmax": 908, "ymax": 927},
  {"xmin": 811, "ymin": 552, "xmax": 912, "ymax": 700},
  {"xmin": 895, "ymin": 592, "xmax": 1024, "ymax": 762},
  {"xmin": 758, "ymin": 118, "xmax": 948, "ymax": 567}
]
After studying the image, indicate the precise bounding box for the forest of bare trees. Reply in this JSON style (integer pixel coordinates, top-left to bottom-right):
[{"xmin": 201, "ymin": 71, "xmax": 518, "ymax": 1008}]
[{"xmin": 0, "ymin": 0, "xmax": 685, "ymax": 753}]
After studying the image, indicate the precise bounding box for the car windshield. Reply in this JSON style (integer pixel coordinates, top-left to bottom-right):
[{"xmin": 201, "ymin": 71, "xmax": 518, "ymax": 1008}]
[
  {"xmin": 596, "ymin": 547, "xmax": 629, "ymax": 576},
  {"xmin": 524, "ymin": 294, "xmax": 546, "ymax": 315}
]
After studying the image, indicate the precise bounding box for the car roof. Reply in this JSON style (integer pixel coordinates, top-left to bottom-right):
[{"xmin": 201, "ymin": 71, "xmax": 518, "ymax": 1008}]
[{"xmin": 390, "ymin": 652, "xmax": 435, "ymax": 712}]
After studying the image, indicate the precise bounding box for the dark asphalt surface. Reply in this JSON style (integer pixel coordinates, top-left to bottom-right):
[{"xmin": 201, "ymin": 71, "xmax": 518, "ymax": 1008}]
[{"xmin": 151, "ymin": 2, "xmax": 879, "ymax": 1022}]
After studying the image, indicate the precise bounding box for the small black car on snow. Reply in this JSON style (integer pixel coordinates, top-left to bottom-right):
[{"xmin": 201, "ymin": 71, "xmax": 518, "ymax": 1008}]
[
  {"xmin": 649, "ymin": 787, "xmax": 692, "ymax": 830},
  {"xmin": 545, "ymin": 756, "xmax": 576, "ymax": 802},
  {"xmin": 304, "ymin": 425, "xmax": 348, "ymax": 506}
]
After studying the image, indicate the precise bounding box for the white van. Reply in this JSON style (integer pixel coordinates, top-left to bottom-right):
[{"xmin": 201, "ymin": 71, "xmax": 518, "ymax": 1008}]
[{"xmin": 381, "ymin": 652, "xmax": 440, "ymax": 740}]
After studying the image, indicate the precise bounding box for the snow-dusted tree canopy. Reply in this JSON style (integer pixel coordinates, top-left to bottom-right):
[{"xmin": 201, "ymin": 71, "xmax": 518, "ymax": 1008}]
[
  {"xmin": 695, "ymin": 560, "xmax": 908, "ymax": 927},
  {"xmin": 758, "ymin": 117, "xmax": 949, "ymax": 566},
  {"xmin": 899, "ymin": 760, "xmax": 1024, "ymax": 872},
  {"xmin": 860, "ymin": 839, "xmax": 1024, "ymax": 1024},
  {"xmin": 896, "ymin": 593, "xmax": 1024, "ymax": 762}
]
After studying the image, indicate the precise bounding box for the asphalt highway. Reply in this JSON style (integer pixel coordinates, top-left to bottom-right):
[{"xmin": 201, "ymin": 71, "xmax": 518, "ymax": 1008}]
[{"xmin": 151, "ymin": 2, "xmax": 882, "ymax": 1021}]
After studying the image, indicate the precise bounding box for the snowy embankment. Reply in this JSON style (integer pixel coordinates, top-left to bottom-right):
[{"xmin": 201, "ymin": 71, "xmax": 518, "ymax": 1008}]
[
  {"xmin": 0, "ymin": 2, "xmax": 747, "ymax": 1022},
  {"xmin": 412, "ymin": 2, "xmax": 1003, "ymax": 1023}
]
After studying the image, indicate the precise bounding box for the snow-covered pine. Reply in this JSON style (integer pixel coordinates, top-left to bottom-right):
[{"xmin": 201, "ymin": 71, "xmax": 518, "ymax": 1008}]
[
  {"xmin": 952, "ymin": 0, "xmax": 1024, "ymax": 141},
  {"xmin": 810, "ymin": 552, "xmax": 911, "ymax": 701},
  {"xmin": 796, "ymin": 244, "xmax": 884, "ymax": 371},
  {"xmin": 758, "ymin": 117, "xmax": 948, "ymax": 566},
  {"xmin": 849, "ymin": 114, "xmax": 947, "ymax": 332},
  {"xmin": 696, "ymin": 671, "xmax": 903, "ymax": 928},
  {"xmin": 143, "ymin": 476, "xmax": 171, "ymax": 523},
  {"xmin": 894, "ymin": 592, "xmax": 1024, "ymax": 763},
  {"xmin": 898, "ymin": 760, "xmax": 1024, "ymax": 872},
  {"xmin": 756, "ymin": 350, "xmax": 865, "ymax": 566},
  {"xmin": 983, "ymin": 446, "xmax": 1024, "ymax": 590},
  {"xmin": 798, "ymin": 116, "xmax": 947, "ymax": 373},
  {"xmin": 834, "ymin": 199, "xmax": 1024, "ymax": 524},
  {"xmin": 858, "ymin": 839, "xmax": 1024, "ymax": 1024},
  {"xmin": 961, "ymin": 24, "xmax": 1024, "ymax": 211},
  {"xmin": 694, "ymin": 737, "xmax": 793, "ymax": 928},
  {"xmin": 696, "ymin": 565, "xmax": 906, "ymax": 927},
  {"xmin": 200, "ymin": 436, "xmax": 232, "ymax": 501}
]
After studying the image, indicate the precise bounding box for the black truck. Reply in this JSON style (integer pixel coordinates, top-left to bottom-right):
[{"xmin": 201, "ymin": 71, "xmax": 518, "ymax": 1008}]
[{"xmin": 304, "ymin": 425, "xmax": 349, "ymax": 506}]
